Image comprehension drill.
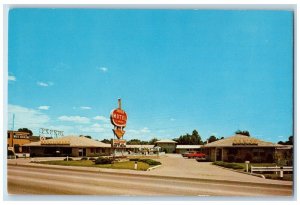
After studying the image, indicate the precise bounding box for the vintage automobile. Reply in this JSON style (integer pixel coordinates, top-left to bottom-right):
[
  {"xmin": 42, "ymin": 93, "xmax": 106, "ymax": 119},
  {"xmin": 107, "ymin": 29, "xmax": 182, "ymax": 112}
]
[
  {"xmin": 184, "ymin": 151, "xmax": 206, "ymax": 159},
  {"xmin": 195, "ymin": 156, "xmax": 208, "ymax": 162}
]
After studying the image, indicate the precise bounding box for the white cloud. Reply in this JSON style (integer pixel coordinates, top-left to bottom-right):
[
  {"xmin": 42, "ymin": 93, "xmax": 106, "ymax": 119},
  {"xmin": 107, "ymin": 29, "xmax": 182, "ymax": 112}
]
[
  {"xmin": 127, "ymin": 127, "xmax": 151, "ymax": 135},
  {"xmin": 38, "ymin": 106, "xmax": 50, "ymax": 110},
  {"xmin": 79, "ymin": 123, "xmax": 106, "ymax": 133},
  {"xmin": 8, "ymin": 104, "xmax": 50, "ymax": 135},
  {"xmin": 80, "ymin": 106, "xmax": 92, "ymax": 110},
  {"xmin": 97, "ymin": 67, "xmax": 108, "ymax": 73},
  {"xmin": 8, "ymin": 75, "xmax": 16, "ymax": 81},
  {"xmin": 37, "ymin": 81, "xmax": 53, "ymax": 87},
  {"xmin": 58, "ymin": 116, "xmax": 90, "ymax": 124},
  {"xmin": 93, "ymin": 115, "xmax": 110, "ymax": 122},
  {"xmin": 141, "ymin": 127, "xmax": 150, "ymax": 133}
]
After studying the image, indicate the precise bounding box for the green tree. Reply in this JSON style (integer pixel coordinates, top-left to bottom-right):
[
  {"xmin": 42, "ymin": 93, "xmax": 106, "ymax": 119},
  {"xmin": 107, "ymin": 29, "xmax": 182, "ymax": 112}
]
[
  {"xmin": 101, "ymin": 139, "xmax": 111, "ymax": 144},
  {"xmin": 174, "ymin": 130, "xmax": 203, "ymax": 145},
  {"xmin": 127, "ymin": 139, "xmax": 141, "ymax": 145},
  {"xmin": 149, "ymin": 137, "xmax": 158, "ymax": 145},
  {"xmin": 278, "ymin": 136, "xmax": 293, "ymax": 145},
  {"xmin": 288, "ymin": 136, "xmax": 293, "ymax": 145},
  {"xmin": 84, "ymin": 135, "xmax": 92, "ymax": 139},
  {"xmin": 18, "ymin": 128, "xmax": 33, "ymax": 136},
  {"xmin": 207, "ymin": 135, "xmax": 218, "ymax": 143},
  {"xmin": 235, "ymin": 130, "xmax": 250, "ymax": 136}
]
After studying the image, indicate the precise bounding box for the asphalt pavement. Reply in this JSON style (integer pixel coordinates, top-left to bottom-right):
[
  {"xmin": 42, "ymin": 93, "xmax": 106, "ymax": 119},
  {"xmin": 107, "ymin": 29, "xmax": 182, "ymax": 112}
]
[{"xmin": 7, "ymin": 165, "xmax": 293, "ymax": 196}]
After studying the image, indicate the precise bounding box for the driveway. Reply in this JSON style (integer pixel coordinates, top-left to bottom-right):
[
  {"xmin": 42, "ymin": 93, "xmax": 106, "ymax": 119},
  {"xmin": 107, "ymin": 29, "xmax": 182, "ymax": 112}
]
[{"xmin": 145, "ymin": 154, "xmax": 292, "ymax": 185}]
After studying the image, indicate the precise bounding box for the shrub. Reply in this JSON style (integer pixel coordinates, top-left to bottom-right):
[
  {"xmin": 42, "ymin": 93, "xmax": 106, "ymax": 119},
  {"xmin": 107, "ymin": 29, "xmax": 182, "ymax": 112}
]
[
  {"xmin": 129, "ymin": 158, "xmax": 139, "ymax": 162},
  {"xmin": 95, "ymin": 157, "xmax": 114, "ymax": 165},
  {"xmin": 81, "ymin": 157, "xmax": 88, "ymax": 160},
  {"xmin": 63, "ymin": 157, "xmax": 73, "ymax": 161},
  {"xmin": 129, "ymin": 158, "xmax": 161, "ymax": 166},
  {"xmin": 89, "ymin": 157, "xmax": 96, "ymax": 161}
]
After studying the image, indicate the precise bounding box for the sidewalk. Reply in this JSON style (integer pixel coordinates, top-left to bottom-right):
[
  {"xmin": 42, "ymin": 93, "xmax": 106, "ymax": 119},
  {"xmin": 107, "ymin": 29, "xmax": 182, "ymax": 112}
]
[{"xmin": 6, "ymin": 155, "xmax": 293, "ymax": 186}]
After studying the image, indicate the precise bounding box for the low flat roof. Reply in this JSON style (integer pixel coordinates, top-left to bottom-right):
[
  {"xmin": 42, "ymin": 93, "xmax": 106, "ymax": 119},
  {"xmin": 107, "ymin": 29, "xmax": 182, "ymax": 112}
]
[
  {"xmin": 126, "ymin": 145, "xmax": 154, "ymax": 149},
  {"xmin": 156, "ymin": 139, "xmax": 177, "ymax": 143},
  {"xmin": 176, "ymin": 145, "xmax": 202, "ymax": 149}
]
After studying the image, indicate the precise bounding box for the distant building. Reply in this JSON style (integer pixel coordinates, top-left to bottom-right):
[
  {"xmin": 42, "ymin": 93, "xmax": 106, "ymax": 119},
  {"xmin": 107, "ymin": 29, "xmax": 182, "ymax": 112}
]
[
  {"xmin": 202, "ymin": 134, "xmax": 284, "ymax": 163},
  {"xmin": 155, "ymin": 139, "xmax": 177, "ymax": 153},
  {"xmin": 23, "ymin": 135, "xmax": 111, "ymax": 157},
  {"xmin": 175, "ymin": 145, "xmax": 202, "ymax": 154}
]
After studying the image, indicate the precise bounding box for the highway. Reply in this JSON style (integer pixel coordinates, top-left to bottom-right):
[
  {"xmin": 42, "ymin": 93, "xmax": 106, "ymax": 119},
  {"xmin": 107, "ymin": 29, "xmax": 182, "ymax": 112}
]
[{"xmin": 7, "ymin": 165, "xmax": 293, "ymax": 196}]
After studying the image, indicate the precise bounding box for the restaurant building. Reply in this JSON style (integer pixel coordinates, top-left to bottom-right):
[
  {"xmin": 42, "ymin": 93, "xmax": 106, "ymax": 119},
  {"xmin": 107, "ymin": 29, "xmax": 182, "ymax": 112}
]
[{"xmin": 23, "ymin": 135, "xmax": 111, "ymax": 157}]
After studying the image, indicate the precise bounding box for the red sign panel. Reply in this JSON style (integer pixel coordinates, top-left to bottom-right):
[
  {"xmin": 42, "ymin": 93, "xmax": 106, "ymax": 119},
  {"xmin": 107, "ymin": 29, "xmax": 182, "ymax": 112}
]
[{"xmin": 110, "ymin": 108, "xmax": 127, "ymax": 127}]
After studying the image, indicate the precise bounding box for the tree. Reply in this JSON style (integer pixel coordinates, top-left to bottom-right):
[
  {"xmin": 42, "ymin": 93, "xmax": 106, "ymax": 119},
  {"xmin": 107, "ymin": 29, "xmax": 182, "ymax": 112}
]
[
  {"xmin": 277, "ymin": 136, "xmax": 293, "ymax": 145},
  {"xmin": 288, "ymin": 136, "xmax": 293, "ymax": 145},
  {"xmin": 18, "ymin": 128, "xmax": 33, "ymax": 136},
  {"xmin": 149, "ymin": 137, "xmax": 158, "ymax": 145},
  {"xmin": 84, "ymin": 135, "xmax": 92, "ymax": 139},
  {"xmin": 101, "ymin": 139, "xmax": 111, "ymax": 144},
  {"xmin": 174, "ymin": 130, "xmax": 203, "ymax": 145},
  {"xmin": 127, "ymin": 139, "xmax": 141, "ymax": 145},
  {"xmin": 235, "ymin": 130, "xmax": 250, "ymax": 136},
  {"xmin": 207, "ymin": 135, "xmax": 217, "ymax": 143}
]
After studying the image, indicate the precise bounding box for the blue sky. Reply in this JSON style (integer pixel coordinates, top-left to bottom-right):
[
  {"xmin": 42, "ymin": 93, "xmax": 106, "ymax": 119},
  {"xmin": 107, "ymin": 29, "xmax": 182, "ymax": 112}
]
[{"xmin": 7, "ymin": 9, "xmax": 293, "ymax": 143}]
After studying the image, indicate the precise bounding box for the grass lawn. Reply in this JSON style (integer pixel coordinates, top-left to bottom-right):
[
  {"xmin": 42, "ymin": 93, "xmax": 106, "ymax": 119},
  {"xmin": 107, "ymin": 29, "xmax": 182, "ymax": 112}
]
[{"xmin": 36, "ymin": 160, "xmax": 150, "ymax": 171}]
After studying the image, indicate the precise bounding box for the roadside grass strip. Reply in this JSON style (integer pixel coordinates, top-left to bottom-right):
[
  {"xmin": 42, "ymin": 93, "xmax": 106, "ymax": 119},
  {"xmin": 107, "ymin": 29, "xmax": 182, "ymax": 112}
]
[{"xmin": 35, "ymin": 160, "xmax": 150, "ymax": 171}]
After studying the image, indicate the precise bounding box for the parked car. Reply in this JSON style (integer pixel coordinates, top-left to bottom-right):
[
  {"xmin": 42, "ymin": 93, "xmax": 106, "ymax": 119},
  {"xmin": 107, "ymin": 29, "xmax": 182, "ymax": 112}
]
[
  {"xmin": 182, "ymin": 151, "xmax": 193, "ymax": 157},
  {"xmin": 196, "ymin": 156, "xmax": 208, "ymax": 162},
  {"xmin": 185, "ymin": 151, "xmax": 206, "ymax": 159}
]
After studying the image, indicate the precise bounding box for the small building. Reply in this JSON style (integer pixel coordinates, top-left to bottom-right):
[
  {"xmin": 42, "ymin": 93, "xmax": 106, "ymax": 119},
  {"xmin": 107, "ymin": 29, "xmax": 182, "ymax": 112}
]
[
  {"xmin": 175, "ymin": 145, "xmax": 202, "ymax": 154},
  {"xmin": 202, "ymin": 134, "xmax": 283, "ymax": 163},
  {"xmin": 7, "ymin": 130, "xmax": 37, "ymax": 153},
  {"xmin": 126, "ymin": 145, "xmax": 155, "ymax": 154},
  {"xmin": 23, "ymin": 135, "xmax": 111, "ymax": 157},
  {"xmin": 155, "ymin": 139, "xmax": 177, "ymax": 153}
]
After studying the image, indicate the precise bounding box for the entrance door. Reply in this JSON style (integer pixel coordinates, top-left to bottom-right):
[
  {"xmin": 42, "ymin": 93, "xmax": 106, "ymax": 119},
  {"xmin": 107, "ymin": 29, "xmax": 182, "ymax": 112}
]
[
  {"xmin": 216, "ymin": 148, "xmax": 222, "ymax": 161},
  {"xmin": 83, "ymin": 148, "xmax": 86, "ymax": 156}
]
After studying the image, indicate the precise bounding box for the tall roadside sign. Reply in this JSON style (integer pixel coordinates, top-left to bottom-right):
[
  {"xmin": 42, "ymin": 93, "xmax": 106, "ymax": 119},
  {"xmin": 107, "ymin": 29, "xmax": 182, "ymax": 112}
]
[{"xmin": 110, "ymin": 99, "xmax": 127, "ymax": 148}]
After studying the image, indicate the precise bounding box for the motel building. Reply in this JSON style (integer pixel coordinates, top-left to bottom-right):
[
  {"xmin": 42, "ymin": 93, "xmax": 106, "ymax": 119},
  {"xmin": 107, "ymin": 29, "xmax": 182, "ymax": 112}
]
[
  {"xmin": 22, "ymin": 135, "xmax": 111, "ymax": 157},
  {"xmin": 201, "ymin": 134, "xmax": 292, "ymax": 164}
]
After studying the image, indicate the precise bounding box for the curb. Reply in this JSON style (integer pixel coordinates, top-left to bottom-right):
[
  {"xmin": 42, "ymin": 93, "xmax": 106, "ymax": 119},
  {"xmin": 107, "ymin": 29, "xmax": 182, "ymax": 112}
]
[{"xmin": 147, "ymin": 165, "xmax": 161, "ymax": 171}]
